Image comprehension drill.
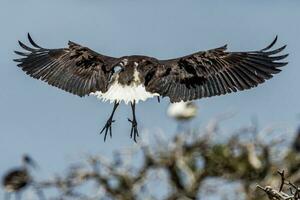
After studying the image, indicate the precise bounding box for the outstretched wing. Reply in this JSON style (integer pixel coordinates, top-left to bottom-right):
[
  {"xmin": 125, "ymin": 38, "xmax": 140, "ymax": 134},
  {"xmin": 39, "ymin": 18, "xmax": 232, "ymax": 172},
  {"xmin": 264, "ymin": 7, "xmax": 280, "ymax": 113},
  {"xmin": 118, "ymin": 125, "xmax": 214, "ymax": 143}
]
[
  {"xmin": 14, "ymin": 34, "xmax": 120, "ymax": 97},
  {"xmin": 145, "ymin": 37, "xmax": 288, "ymax": 102}
]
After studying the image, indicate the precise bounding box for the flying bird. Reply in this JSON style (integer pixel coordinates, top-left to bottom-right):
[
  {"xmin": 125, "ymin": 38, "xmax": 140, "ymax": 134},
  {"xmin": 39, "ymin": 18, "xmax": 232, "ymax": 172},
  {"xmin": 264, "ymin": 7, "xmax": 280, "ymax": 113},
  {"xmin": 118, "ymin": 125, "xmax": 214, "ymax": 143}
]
[
  {"xmin": 14, "ymin": 34, "xmax": 288, "ymax": 142},
  {"xmin": 2, "ymin": 155, "xmax": 37, "ymax": 200}
]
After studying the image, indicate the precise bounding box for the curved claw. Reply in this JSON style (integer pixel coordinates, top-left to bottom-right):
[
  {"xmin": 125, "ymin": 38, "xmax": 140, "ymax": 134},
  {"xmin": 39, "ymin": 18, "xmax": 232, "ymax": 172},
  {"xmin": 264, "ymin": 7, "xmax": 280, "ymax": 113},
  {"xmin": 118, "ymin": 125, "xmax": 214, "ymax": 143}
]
[
  {"xmin": 100, "ymin": 119, "xmax": 115, "ymax": 142},
  {"xmin": 128, "ymin": 118, "xmax": 139, "ymax": 142}
]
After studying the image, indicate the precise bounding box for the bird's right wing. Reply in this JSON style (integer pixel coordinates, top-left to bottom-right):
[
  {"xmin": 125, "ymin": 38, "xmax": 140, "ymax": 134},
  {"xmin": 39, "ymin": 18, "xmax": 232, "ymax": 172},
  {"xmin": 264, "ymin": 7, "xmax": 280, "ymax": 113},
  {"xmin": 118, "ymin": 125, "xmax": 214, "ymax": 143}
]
[
  {"xmin": 14, "ymin": 34, "xmax": 121, "ymax": 97},
  {"xmin": 145, "ymin": 37, "xmax": 288, "ymax": 102}
]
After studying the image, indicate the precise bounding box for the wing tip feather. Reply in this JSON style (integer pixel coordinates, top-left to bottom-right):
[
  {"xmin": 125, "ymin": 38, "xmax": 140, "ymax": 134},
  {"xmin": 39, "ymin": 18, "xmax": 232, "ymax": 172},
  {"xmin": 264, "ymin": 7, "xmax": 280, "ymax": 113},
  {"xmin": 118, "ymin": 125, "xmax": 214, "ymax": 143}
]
[
  {"xmin": 261, "ymin": 35, "xmax": 278, "ymax": 51},
  {"xmin": 27, "ymin": 33, "xmax": 42, "ymax": 48}
]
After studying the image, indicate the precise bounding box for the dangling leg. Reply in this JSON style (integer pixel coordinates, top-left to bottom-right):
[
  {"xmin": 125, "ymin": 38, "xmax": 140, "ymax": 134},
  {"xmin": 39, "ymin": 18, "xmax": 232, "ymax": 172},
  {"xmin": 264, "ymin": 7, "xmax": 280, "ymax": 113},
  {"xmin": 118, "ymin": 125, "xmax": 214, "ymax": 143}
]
[
  {"xmin": 100, "ymin": 101, "xmax": 119, "ymax": 141},
  {"xmin": 128, "ymin": 101, "xmax": 139, "ymax": 142}
]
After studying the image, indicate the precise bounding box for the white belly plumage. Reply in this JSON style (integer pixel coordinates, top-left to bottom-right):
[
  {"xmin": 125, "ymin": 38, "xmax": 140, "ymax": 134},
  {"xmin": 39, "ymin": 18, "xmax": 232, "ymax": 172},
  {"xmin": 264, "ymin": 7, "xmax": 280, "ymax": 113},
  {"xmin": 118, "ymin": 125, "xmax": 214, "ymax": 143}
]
[{"xmin": 90, "ymin": 82, "xmax": 159, "ymax": 104}]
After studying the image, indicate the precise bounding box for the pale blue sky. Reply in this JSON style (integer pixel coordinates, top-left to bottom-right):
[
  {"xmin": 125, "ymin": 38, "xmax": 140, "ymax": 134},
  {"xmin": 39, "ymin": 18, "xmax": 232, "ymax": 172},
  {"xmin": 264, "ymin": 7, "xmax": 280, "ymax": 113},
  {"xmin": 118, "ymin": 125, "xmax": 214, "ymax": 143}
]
[{"xmin": 0, "ymin": 0, "xmax": 299, "ymax": 198}]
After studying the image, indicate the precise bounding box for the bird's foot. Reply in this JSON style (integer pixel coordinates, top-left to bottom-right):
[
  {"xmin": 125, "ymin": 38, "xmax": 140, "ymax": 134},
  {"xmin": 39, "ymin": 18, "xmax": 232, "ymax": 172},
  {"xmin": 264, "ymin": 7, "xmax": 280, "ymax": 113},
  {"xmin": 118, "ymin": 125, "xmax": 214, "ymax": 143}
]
[
  {"xmin": 128, "ymin": 118, "xmax": 139, "ymax": 142},
  {"xmin": 100, "ymin": 118, "xmax": 115, "ymax": 141}
]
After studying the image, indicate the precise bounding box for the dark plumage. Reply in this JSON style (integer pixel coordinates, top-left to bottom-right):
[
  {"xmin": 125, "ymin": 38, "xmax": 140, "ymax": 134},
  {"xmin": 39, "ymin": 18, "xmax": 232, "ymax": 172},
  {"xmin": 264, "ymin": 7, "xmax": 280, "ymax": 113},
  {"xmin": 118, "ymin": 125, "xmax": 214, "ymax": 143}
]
[
  {"xmin": 14, "ymin": 34, "xmax": 288, "ymax": 141},
  {"xmin": 2, "ymin": 155, "xmax": 36, "ymax": 200},
  {"xmin": 3, "ymin": 170, "xmax": 29, "ymax": 193},
  {"xmin": 148, "ymin": 37, "xmax": 288, "ymax": 102}
]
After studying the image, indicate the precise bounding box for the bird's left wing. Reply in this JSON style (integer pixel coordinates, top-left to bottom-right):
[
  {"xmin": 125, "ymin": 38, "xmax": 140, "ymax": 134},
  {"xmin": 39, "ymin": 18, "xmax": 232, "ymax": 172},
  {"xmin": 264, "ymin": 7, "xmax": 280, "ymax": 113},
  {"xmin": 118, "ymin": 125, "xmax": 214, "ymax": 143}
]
[
  {"xmin": 145, "ymin": 37, "xmax": 288, "ymax": 102},
  {"xmin": 14, "ymin": 34, "xmax": 121, "ymax": 97}
]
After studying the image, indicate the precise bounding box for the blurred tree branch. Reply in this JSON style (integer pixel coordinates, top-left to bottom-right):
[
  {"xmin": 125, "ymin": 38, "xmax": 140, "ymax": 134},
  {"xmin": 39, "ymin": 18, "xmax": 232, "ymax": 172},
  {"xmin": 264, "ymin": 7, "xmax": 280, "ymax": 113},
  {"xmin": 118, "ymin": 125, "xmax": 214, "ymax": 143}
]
[
  {"xmin": 257, "ymin": 170, "xmax": 300, "ymax": 200},
  {"xmin": 5, "ymin": 118, "xmax": 299, "ymax": 200}
]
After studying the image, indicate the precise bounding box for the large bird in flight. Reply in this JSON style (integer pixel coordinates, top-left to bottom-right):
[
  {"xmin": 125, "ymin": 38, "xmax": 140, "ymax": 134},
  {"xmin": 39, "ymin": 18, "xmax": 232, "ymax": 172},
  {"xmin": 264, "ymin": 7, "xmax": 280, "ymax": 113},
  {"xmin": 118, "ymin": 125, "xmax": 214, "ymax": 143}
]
[{"xmin": 14, "ymin": 34, "xmax": 288, "ymax": 142}]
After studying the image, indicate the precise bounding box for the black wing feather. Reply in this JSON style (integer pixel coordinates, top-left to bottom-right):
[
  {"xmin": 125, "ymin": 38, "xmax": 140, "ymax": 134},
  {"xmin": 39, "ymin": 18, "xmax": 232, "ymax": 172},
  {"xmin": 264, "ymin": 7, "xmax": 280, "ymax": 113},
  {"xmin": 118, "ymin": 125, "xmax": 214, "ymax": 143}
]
[
  {"xmin": 145, "ymin": 37, "xmax": 288, "ymax": 102},
  {"xmin": 14, "ymin": 34, "xmax": 120, "ymax": 97}
]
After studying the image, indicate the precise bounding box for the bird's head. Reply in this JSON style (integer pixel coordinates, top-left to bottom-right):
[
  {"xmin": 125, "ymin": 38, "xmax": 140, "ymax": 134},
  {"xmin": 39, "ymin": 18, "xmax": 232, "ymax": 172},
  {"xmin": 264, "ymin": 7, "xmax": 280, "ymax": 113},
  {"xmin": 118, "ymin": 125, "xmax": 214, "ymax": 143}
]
[
  {"xmin": 118, "ymin": 57, "xmax": 140, "ymax": 68},
  {"xmin": 22, "ymin": 155, "xmax": 38, "ymax": 170}
]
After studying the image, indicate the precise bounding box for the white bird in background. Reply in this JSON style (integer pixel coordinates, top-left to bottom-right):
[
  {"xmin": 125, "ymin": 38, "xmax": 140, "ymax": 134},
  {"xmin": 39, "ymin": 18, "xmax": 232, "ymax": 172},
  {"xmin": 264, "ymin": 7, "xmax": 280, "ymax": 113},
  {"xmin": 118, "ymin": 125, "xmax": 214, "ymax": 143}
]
[{"xmin": 167, "ymin": 101, "xmax": 198, "ymax": 121}]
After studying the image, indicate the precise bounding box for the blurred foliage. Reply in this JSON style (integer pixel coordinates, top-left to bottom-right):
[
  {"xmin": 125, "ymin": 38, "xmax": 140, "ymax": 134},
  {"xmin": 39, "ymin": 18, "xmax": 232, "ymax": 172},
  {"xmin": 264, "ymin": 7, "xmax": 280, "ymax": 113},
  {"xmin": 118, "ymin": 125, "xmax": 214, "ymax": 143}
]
[{"xmin": 2, "ymin": 118, "xmax": 300, "ymax": 200}]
